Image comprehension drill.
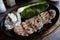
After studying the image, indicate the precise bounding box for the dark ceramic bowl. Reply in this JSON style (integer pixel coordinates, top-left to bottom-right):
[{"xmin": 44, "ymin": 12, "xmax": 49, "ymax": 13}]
[{"xmin": 0, "ymin": 2, "xmax": 59, "ymax": 40}]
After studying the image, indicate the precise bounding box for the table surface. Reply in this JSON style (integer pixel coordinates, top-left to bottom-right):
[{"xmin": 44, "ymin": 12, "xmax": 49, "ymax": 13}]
[{"xmin": 0, "ymin": 0, "xmax": 60, "ymax": 40}]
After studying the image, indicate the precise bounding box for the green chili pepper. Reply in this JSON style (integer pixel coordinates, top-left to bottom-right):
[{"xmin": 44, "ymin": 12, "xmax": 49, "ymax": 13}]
[{"xmin": 19, "ymin": 1, "xmax": 49, "ymax": 20}]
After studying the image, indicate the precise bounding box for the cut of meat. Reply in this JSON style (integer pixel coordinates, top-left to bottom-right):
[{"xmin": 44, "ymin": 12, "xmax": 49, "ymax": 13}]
[{"xmin": 49, "ymin": 10, "xmax": 56, "ymax": 19}]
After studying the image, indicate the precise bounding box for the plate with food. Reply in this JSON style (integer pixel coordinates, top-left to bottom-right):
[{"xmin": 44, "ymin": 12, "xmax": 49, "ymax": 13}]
[{"xmin": 0, "ymin": 1, "xmax": 59, "ymax": 40}]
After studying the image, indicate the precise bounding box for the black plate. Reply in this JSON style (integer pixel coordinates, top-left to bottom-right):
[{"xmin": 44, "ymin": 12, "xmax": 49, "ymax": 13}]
[{"xmin": 0, "ymin": 2, "xmax": 59, "ymax": 40}]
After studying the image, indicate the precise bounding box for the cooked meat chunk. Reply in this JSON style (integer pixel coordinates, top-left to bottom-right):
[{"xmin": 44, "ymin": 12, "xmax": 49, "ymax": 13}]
[
  {"xmin": 40, "ymin": 11, "xmax": 51, "ymax": 24},
  {"xmin": 26, "ymin": 18, "xmax": 37, "ymax": 32},
  {"xmin": 49, "ymin": 10, "xmax": 56, "ymax": 19},
  {"xmin": 22, "ymin": 22, "xmax": 34, "ymax": 34},
  {"xmin": 13, "ymin": 25, "xmax": 28, "ymax": 36}
]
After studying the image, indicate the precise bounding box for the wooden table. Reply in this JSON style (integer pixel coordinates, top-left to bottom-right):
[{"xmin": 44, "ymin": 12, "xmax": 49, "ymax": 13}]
[{"xmin": 0, "ymin": 0, "xmax": 60, "ymax": 40}]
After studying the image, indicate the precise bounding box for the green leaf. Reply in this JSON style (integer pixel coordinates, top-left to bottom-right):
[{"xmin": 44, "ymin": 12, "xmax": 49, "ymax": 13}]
[{"xmin": 20, "ymin": 1, "xmax": 49, "ymax": 20}]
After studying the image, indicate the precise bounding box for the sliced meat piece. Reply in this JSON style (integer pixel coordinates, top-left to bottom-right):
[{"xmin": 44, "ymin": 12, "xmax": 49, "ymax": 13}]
[
  {"xmin": 39, "ymin": 11, "xmax": 52, "ymax": 24},
  {"xmin": 34, "ymin": 17, "xmax": 41, "ymax": 30},
  {"xmin": 26, "ymin": 18, "xmax": 37, "ymax": 32},
  {"xmin": 31, "ymin": 24, "xmax": 37, "ymax": 32},
  {"xmin": 34, "ymin": 18, "xmax": 43, "ymax": 30},
  {"xmin": 38, "ymin": 22, "xmax": 44, "ymax": 29},
  {"xmin": 41, "ymin": 17, "xmax": 52, "ymax": 24},
  {"xmin": 13, "ymin": 25, "xmax": 27, "ymax": 36},
  {"xmin": 21, "ymin": 22, "xmax": 34, "ymax": 34},
  {"xmin": 40, "ymin": 11, "xmax": 50, "ymax": 19},
  {"xmin": 49, "ymin": 9, "xmax": 56, "ymax": 19},
  {"xmin": 21, "ymin": 22, "xmax": 28, "ymax": 29}
]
